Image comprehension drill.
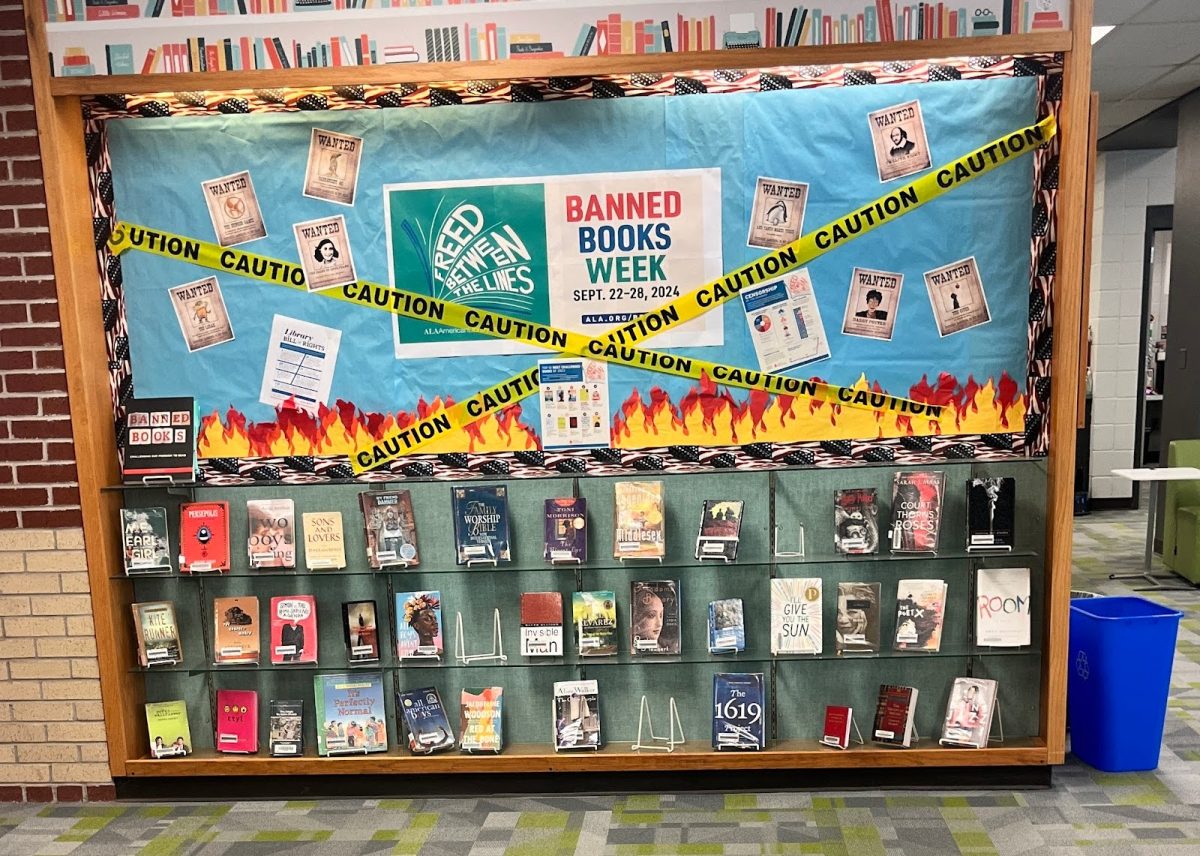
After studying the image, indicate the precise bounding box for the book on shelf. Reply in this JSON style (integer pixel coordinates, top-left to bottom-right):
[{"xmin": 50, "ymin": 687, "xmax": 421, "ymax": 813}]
[
  {"xmin": 212, "ymin": 595, "xmax": 260, "ymax": 665},
  {"xmin": 452, "ymin": 485, "xmax": 511, "ymax": 564},
  {"xmin": 145, "ymin": 700, "xmax": 192, "ymax": 758},
  {"xmin": 342, "ymin": 599, "xmax": 380, "ymax": 664},
  {"xmin": 835, "ymin": 582, "xmax": 881, "ymax": 654},
  {"xmin": 520, "ymin": 591, "xmax": 564, "ymax": 657},
  {"xmin": 359, "ymin": 490, "xmax": 420, "ymax": 569},
  {"xmin": 872, "ymin": 684, "xmax": 919, "ymax": 747},
  {"xmin": 314, "ymin": 672, "xmax": 387, "ymax": 756},
  {"xmin": 976, "ymin": 567, "xmax": 1030, "ymax": 646},
  {"xmin": 940, "ymin": 677, "xmax": 998, "ymax": 748},
  {"xmin": 268, "ymin": 699, "xmax": 303, "ymax": 757},
  {"xmin": 215, "ymin": 689, "xmax": 258, "ymax": 754},
  {"xmin": 553, "ymin": 679, "xmax": 601, "ymax": 750},
  {"xmin": 893, "ymin": 579, "xmax": 947, "ymax": 652},
  {"xmin": 121, "ymin": 507, "xmax": 171, "ymax": 573},
  {"xmin": 770, "ymin": 577, "xmax": 822, "ymax": 655},
  {"xmin": 966, "ymin": 477, "xmax": 1016, "ymax": 550},
  {"xmin": 269, "ymin": 594, "xmax": 318, "ymax": 664},
  {"xmin": 460, "ymin": 687, "xmax": 503, "ymax": 754},
  {"xmin": 630, "ymin": 580, "xmax": 680, "ymax": 655},
  {"xmin": 834, "ymin": 487, "xmax": 879, "ymax": 555},
  {"xmin": 821, "ymin": 704, "xmax": 854, "ymax": 749},
  {"xmin": 178, "ymin": 501, "xmax": 230, "ymax": 573},
  {"xmin": 695, "ymin": 499, "xmax": 744, "ymax": 561},
  {"xmin": 302, "ymin": 511, "xmax": 346, "ymax": 570},
  {"xmin": 543, "ymin": 497, "xmax": 587, "ymax": 562},
  {"xmin": 121, "ymin": 396, "xmax": 196, "ymax": 484},
  {"xmin": 398, "ymin": 686, "xmax": 455, "ymax": 755},
  {"xmin": 572, "ymin": 590, "xmax": 617, "ymax": 657},
  {"xmin": 395, "ymin": 590, "xmax": 443, "ymax": 659},
  {"xmin": 613, "ymin": 480, "xmax": 665, "ymax": 559},
  {"xmin": 131, "ymin": 600, "xmax": 182, "ymax": 667},
  {"xmin": 708, "ymin": 598, "xmax": 746, "ymax": 653},
  {"xmin": 888, "ymin": 471, "xmax": 946, "ymax": 553},
  {"xmin": 246, "ymin": 498, "xmax": 295, "ymax": 569},
  {"xmin": 712, "ymin": 672, "xmax": 766, "ymax": 750}
]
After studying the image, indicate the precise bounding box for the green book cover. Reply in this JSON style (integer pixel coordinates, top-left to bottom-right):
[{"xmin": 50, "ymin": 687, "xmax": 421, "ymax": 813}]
[{"xmin": 145, "ymin": 700, "xmax": 191, "ymax": 758}]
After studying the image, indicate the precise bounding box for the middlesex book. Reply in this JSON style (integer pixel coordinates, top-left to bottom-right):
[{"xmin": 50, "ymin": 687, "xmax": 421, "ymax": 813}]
[
  {"xmin": 770, "ymin": 577, "xmax": 822, "ymax": 655},
  {"xmin": 460, "ymin": 687, "xmax": 503, "ymax": 754},
  {"xmin": 553, "ymin": 679, "xmax": 601, "ymax": 750},
  {"xmin": 302, "ymin": 511, "xmax": 346, "ymax": 570},
  {"xmin": 893, "ymin": 579, "xmax": 948, "ymax": 652},
  {"xmin": 246, "ymin": 498, "xmax": 295, "ymax": 569},
  {"xmin": 343, "ymin": 600, "xmax": 380, "ymax": 664},
  {"xmin": 269, "ymin": 699, "xmax": 303, "ymax": 756},
  {"xmin": 269, "ymin": 595, "xmax": 318, "ymax": 664},
  {"xmin": 695, "ymin": 500, "xmax": 745, "ymax": 561},
  {"xmin": 359, "ymin": 490, "xmax": 419, "ymax": 568},
  {"xmin": 121, "ymin": 396, "xmax": 196, "ymax": 483},
  {"xmin": 121, "ymin": 507, "xmax": 171, "ymax": 573},
  {"xmin": 613, "ymin": 481, "xmax": 665, "ymax": 559},
  {"xmin": 630, "ymin": 580, "xmax": 680, "ymax": 655},
  {"xmin": 212, "ymin": 596, "xmax": 259, "ymax": 664},
  {"xmin": 888, "ymin": 471, "xmax": 946, "ymax": 553},
  {"xmin": 146, "ymin": 700, "xmax": 192, "ymax": 758},
  {"xmin": 395, "ymin": 590, "xmax": 443, "ymax": 659},
  {"xmin": 452, "ymin": 485, "xmax": 511, "ymax": 564},
  {"xmin": 520, "ymin": 592, "xmax": 564, "ymax": 657},
  {"xmin": 573, "ymin": 590, "xmax": 617, "ymax": 657},
  {"xmin": 834, "ymin": 488, "xmax": 879, "ymax": 555},
  {"xmin": 314, "ymin": 672, "xmax": 387, "ymax": 755},
  {"xmin": 215, "ymin": 689, "xmax": 258, "ymax": 754},
  {"xmin": 708, "ymin": 598, "xmax": 746, "ymax": 653},
  {"xmin": 873, "ymin": 684, "xmax": 919, "ymax": 747},
  {"xmin": 976, "ymin": 567, "xmax": 1031, "ymax": 646},
  {"xmin": 966, "ymin": 477, "xmax": 1016, "ymax": 550},
  {"xmin": 835, "ymin": 582, "xmax": 881, "ymax": 654},
  {"xmin": 544, "ymin": 497, "xmax": 587, "ymax": 563},
  {"xmin": 712, "ymin": 672, "xmax": 766, "ymax": 750},
  {"xmin": 178, "ymin": 501, "xmax": 230, "ymax": 573},
  {"xmin": 132, "ymin": 601, "xmax": 182, "ymax": 667},
  {"xmin": 821, "ymin": 705, "xmax": 854, "ymax": 749},
  {"xmin": 398, "ymin": 687, "xmax": 455, "ymax": 755},
  {"xmin": 940, "ymin": 677, "xmax": 999, "ymax": 748}
]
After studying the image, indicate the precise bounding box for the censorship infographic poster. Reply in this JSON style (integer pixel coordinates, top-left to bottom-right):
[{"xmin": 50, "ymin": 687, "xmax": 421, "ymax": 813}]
[
  {"xmin": 538, "ymin": 358, "xmax": 610, "ymax": 451},
  {"xmin": 739, "ymin": 270, "xmax": 829, "ymax": 372}
]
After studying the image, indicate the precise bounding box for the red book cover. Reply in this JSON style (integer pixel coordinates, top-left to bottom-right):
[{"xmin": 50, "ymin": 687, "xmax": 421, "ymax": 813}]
[
  {"xmin": 270, "ymin": 595, "xmax": 318, "ymax": 665},
  {"xmin": 595, "ymin": 19, "xmax": 607, "ymax": 54},
  {"xmin": 822, "ymin": 705, "xmax": 852, "ymax": 749},
  {"xmin": 888, "ymin": 471, "xmax": 946, "ymax": 553},
  {"xmin": 765, "ymin": 7, "xmax": 775, "ymax": 47},
  {"xmin": 179, "ymin": 501, "xmax": 230, "ymax": 573},
  {"xmin": 360, "ymin": 34, "xmax": 370, "ymax": 64},
  {"xmin": 329, "ymin": 36, "xmax": 341, "ymax": 66},
  {"xmin": 634, "ymin": 20, "xmax": 644, "ymax": 54},
  {"xmin": 937, "ymin": 3, "xmax": 944, "ymax": 37},
  {"xmin": 1031, "ymin": 11, "xmax": 1063, "ymax": 30},
  {"xmin": 205, "ymin": 44, "xmax": 220, "ymax": 71},
  {"xmin": 63, "ymin": 54, "xmax": 91, "ymax": 65},
  {"xmin": 486, "ymin": 22, "xmax": 497, "ymax": 59},
  {"xmin": 823, "ymin": 17, "xmax": 832, "ymax": 44},
  {"xmin": 263, "ymin": 37, "xmax": 282, "ymax": 69},
  {"xmin": 872, "ymin": 684, "xmax": 916, "ymax": 746},
  {"xmin": 171, "ymin": 0, "xmax": 183, "ymax": 16},
  {"xmin": 462, "ymin": 22, "xmax": 471, "ymax": 60},
  {"xmin": 215, "ymin": 689, "xmax": 258, "ymax": 753},
  {"xmin": 141, "ymin": 48, "xmax": 157, "ymax": 74},
  {"xmin": 240, "ymin": 36, "xmax": 251, "ymax": 71},
  {"xmin": 85, "ymin": 5, "xmax": 141, "ymax": 20},
  {"xmin": 677, "ymin": 14, "xmax": 687, "ymax": 51},
  {"xmin": 883, "ymin": 0, "xmax": 894, "ymax": 41},
  {"xmin": 857, "ymin": 13, "xmax": 865, "ymax": 41},
  {"xmin": 182, "ymin": 0, "xmax": 194, "ymax": 15},
  {"xmin": 607, "ymin": 13, "xmax": 621, "ymax": 54}
]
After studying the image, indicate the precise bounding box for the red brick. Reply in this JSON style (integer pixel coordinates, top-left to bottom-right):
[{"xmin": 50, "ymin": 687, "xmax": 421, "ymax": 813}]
[
  {"xmin": 0, "ymin": 441, "xmax": 43, "ymax": 462},
  {"xmin": 55, "ymin": 785, "xmax": 84, "ymax": 802},
  {"xmin": 10, "ymin": 418, "xmax": 72, "ymax": 440},
  {"xmin": 0, "ymin": 8, "xmax": 27, "ymax": 34},
  {"xmin": 16, "ymin": 206, "xmax": 48, "ymax": 229},
  {"xmin": 52, "ymin": 485, "xmax": 79, "ymax": 505},
  {"xmin": 0, "ymin": 395, "xmax": 36, "ymax": 416},
  {"xmin": 34, "ymin": 349, "xmax": 64, "ymax": 370},
  {"xmin": 0, "ymin": 327, "xmax": 62, "ymax": 348},
  {"xmin": 0, "ymin": 209, "xmax": 14, "ymax": 229},
  {"xmin": 0, "ymin": 510, "xmax": 16, "ymax": 528},
  {"xmin": 0, "ymin": 60, "xmax": 32, "ymax": 82},
  {"xmin": 39, "ymin": 395, "xmax": 69, "ymax": 414},
  {"xmin": 0, "ymin": 281, "xmax": 55, "ymax": 301},
  {"xmin": 0, "ymin": 486, "xmax": 47, "ymax": 506},
  {"xmin": 9, "ymin": 159, "xmax": 42, "ymax": 181},
  {"xmin": 22, "ymin": 255, "xmax": 53, "ymax": 278},
  {"xmin": 0, "ymin": 86, "xmax": 33, "ymax": 108},
  {"xmin": 0, "ymin": 35, "xmax": 28, "ymax": 57},
  {"xmin": 0, "ymin": 183, "xmax": 44, "ymax": 206},
  {"xmin": 5, "ymin": 370, "xmax": 66, "ymax": 392},
  {"xmin": 16, "ymin": 462, "xmax": 77, "ymax": 483},
  {"xmin": 0, "ymin": 231, "xmax": 47, "ymax": 255},
  {"xmin": 85, "ymin": 784, "xmax": 116, "ymax": 802},
  {"xmin": 0, "ymin": 786, "xmax": 21, "ymax": 802},
  {"xmin": 23, "ymin": 508, "xmax": 81, "ymax": 528},
  {"xmin": 0, "ymin": 303, "xmax": 28, "ymax": 324},
  {"xmin": 3, "ymin": 109, "xmax": 36, "ymax": 134},
  {"xmin": 28, "ymin": 302, "xmax": 59, "ymax": 324},
  {"xmin": 24, "ymin": 786, "xmax": 52, "ymax": 803},
  {"xmin": 45, "ymin": 441, "xmax": 75, "ymax": 462},
  {"xmin": 0, "ymin": 348, "xmax": 32, "ymax": 369},
  {"xmin": 0, "ymin": 256, "xmax": 20, "ymax": 277},
  {"xmin": 0, "ymin": 466, "xmax": 12, "ymax": 484}
]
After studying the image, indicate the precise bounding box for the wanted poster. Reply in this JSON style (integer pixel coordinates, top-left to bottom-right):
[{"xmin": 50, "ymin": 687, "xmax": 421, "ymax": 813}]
[
  {"xmin": 924, "ymin": 257, "xmax": 991, "ymax": 336},
  {"xmin": 740, "ymin": 269, "xmax": 830, "ymax": 372},
  {"xmin": 538, "ymin": 358, "xmax": 609, "ymax": 451},
  {"xmin": 747, "ymin": 177, "xmax": 808, "ymax": 249},
  {"xmin": 168, "ymin": 276, "xmax": 234, "ymax": 352},
  {"xmin": 293, "ymin": 215, "xmax": 357, "ymax": 292},
  {"xmin": 303, "ymin": 128, "xmax": 364, "ymax": 206},
  {"xmin": 867, "ymin": 100, "xmax": 932, "ymax": 182},
  {"xmin": 841, "ymin": 267, "xmax": 903, "ymax": 341},
  {"xmin": 201, "ymin": 170, "xmax": 267, "ymax": 246}
]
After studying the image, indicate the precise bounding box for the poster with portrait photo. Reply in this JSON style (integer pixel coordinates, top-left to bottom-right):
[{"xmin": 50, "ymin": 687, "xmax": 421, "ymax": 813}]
[
  {"xmin": 303, "ymin": 128, "xmax": 364, "ymax": 206},
  {"xmin": 293, "ymin": 215, "xmax": 357, "ymax": 292},
  {"xmin": 167, "ymin": 276, "xmax": 234, "ymax": 352},
  {"xmin": 201, "ymin": 170, "xmax": 267, "ymax": 247},
  {"xmin": 747, "ymin": 176, "xmax": 808, "ymax": 249},
  {"xmin": 841, "ymin": 267, "xmax": 903, "ymax": 341},
  {"xmin": 866, "ymin": 100, "xmax": 932, "ymax": 182},
  {"xmin": 923, "ymin": 256, "xmax": 991, "ymax": 337}
]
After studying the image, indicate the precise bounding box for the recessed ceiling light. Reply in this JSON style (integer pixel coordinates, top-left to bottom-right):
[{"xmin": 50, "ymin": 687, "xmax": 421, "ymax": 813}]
[{"xmin": 1091, "ymin": 25, "xmax": 1115, "ymax": 44}]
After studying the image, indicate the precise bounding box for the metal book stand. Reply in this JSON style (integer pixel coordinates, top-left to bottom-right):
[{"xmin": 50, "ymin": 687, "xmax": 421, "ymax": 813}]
[
  {"xmin": 455, "ymin": 609, "xmax": 507, "ymax": 666},
  {"xmin": 818, "ymin": 714, "xmax": 865, "ymax": 750},
  {"xmin": 632, "ymin": 695, "xmax": 685, "ymax": 752}
]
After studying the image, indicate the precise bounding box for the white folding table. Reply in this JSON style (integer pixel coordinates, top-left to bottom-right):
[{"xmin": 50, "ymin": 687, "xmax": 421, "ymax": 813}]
[{"xmin": 1110, "ymin": 467, "xmax": 1200, "ymax": 591}]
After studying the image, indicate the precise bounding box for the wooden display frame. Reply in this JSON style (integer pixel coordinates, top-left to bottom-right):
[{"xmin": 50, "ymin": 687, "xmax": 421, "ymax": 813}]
[{"xmin": 21, "ymin": 0, "xmax": 1092, "ymax": 783}]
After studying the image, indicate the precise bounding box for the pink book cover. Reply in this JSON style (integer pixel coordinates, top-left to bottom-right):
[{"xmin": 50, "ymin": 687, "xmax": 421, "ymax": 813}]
[
  {"xmin": 216, "ymin": 689, "xmax": 258, "ymax": 753},
  {"xmin": 270, "ymin": 595, "xmax": 318, "ymax": 665}
]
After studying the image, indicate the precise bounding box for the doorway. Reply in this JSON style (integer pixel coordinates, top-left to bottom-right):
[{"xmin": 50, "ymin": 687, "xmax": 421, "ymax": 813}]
[{"xmin": 1136, "ymin": 205, "xmax": 1173, "ymax": 470}]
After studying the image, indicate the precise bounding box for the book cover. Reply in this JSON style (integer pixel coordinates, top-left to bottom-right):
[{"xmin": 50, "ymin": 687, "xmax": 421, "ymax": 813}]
[
  {"xmin": 398, "ymin": 687, "xmax": 455, "ymax": 755},
  {"xmin": 834, "ymin": 488, "xmax": 879, "ymax": 555},
  {"xmin": 146, "ymin": 699, "xmax": 192, "ymax": 758},
  {"xmin": 976, "ymin": 567, "xmax": 1031, "ymax": 646},
  {"xmin": 342, "ymin": 599, "xmax": 380, "ymax": 664},
  {"xmin": 572, "ymin": 590, "xmax": 617, "ymax": 657},
  {"xmin": 452, "ymin": 485, "xmax": 511, "ymax": 564},
  {"xmin": 460, "ymin": 687, "xmax": 503, "ymax": 754},
  {"xmin": 132, "ymin": 600, "xmax": 182, "ymax": 667},
  {"xmin": 359, "ymin": 491, "xmax": 419, "ymax": 568},
  {"xmin": 770, "ymin": 577, "xmax": 822, "ymax": 654},
  {"xmin": 695, "ymin": 500, "xmax": 744, "ymax": 561},
  {"xmin": 708, "ymin": 598, "xmax": 746, "ymax": 653},
  {"xmin": 553, "ymin": 679, "xmax": 601, "ymax": 750},
  {"xmin": 893, "ymin": 579, "xmax": 947, "ymax": 652},
  {"xmin": 821, "ymin": 704, "xmax": 853, "ymax": 749},
  {"xmin": 712, "ymin": 672, "xmax": 766, "ymax": 750},
  {"xmin": 121, "ymin": 396, "xmax": 196, "ymax": 483},
  {"xmin": 212, "ymin": 595, "xmax": 259, "ymax": 664},
  {"xmin": 179, "ymin": 501, "xmax": 230, "ymax": 573},
  {"xmin": 269, "ymin": 594, "xmax": 318, "ymax": 664},
  {"xmin": 520, "ymin": 591, "xmax": 564, "ymax": 657},
  {"xmin": 613, "ymin": 481, "xmax": 665, "ymax": 559},
  {"xmin": 121, "ymin": 507, "xmax": 171, "ymax": 573},
  {"xmin": 314, "ymin": 672, "xmax": 387, "ymax": 755},
  {"xmin": 966, "ymin": 477, "xmax": 1016, "ymax": 549},
  {"xmin": 268, "ymin": 699, "xmax": 303, "ymax": 756},
  {"xmin": 543, "ymin": 497, "xmax": 587, "ymax": 562},
  {"xmin": 395, "ymin": 590, "xmax": 442, "ymax": 659},
  {"xmin": 835, "ymin": 582, "xmax": 881, "ymax": 654},
  {"xmin": 303, "ymin": 511, "xmax": 346, "ymax": 570},
  {"xmin": 940, "ymin": 677, "xmax": 998, "ymax": 748},
  {"xmin": 246, "ymin": 498, "xmax": 295, "ymax": 568},
  {"xmin": 630, "ymin": 580, "xmax": 680, "ymax": 655},
  {"xmin": 215, "ymin": 688, "xmax": 258, "ymax": 754},
  {"xmin": 872, "ymin": 684, "xmax": 918, "ymax": 747},
  {"xmin": 888, "ymin": 471, "xmax": 946, "ymax": 553}
]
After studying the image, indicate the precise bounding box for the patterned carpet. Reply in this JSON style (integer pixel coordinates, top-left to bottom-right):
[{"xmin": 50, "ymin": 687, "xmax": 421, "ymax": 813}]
[{"xmin": 4, "ymin": 506, "xmax": 1200, "ymax": 855}]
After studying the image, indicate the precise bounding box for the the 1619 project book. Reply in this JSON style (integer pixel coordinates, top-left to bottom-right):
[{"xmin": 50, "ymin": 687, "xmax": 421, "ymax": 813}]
[
  {"xmin": 544, "ymin": 497, "xmax": 587, "ymax": 563},
  {"xmin": 613, "ymin": 480, "xmax": 665, "ymax": 559},
  {"xmin": 359, "ymin": 490, "xmax": 419, "ymax": 569},
  {"xmin": 888, "ymin": 470, "xmax": 946, "ymax": 553},
  {"xmin": 834, "ymin": 488, "xmax": 879, "ymax": 555},
  {"xmin": 314, "ymin": 672, "xmax": 387, "ymax": 756},
  {"xmin": 695, "ymin": 500, "xmax": 745, "ymax": 561},
  {"xmin": 460, "ymin": 687, "xmax": 503, "ymax": 754},
  {"xmin": 553, "ymin": 680, "xmax": 601, "ymax": 750},
  {"xmin": 146, "ymin": 699, "xmax": 192, "ymax": 758},
  {"xmin": 770, "ymin": 577, "xmax": 822, "ymax": 655},
  {"xmin": 630, "ymin": 580, "xmax": 681, "ymax": 656},
  {"xmin": 712, "ymin": 672, "xmax": 766, "ymax": 750},
  {"xmin": 246, "ymin": 498, "xmax": 295, "ymax": 569},
  {"xmin": 121, "ymin": 507, "xmax": 171, "ymax": 573},
  {"xmin": 398, "ymin": 687, "xmax": 456, "ymax": 755},
  {"xmin": 269, "ymin": 699, "xmax": 303, "ymax": 756},
  {"xmin": 708, "ymin": 598, "xmax": 746, "ymax": 653},
  {"xmin": 132, "ymin": 600, "xmax": 182, "ymax": 667},
  {"xmin": 452, "ymin": 485, "xmax": 511, "ymax": 564},
  {"xmin": 966, "ymin": 477, "xmax": 1016, "ymax": 550},
  {"xmin": 940, "ymin": 677, "xmax": 999, "ymax": 748}
]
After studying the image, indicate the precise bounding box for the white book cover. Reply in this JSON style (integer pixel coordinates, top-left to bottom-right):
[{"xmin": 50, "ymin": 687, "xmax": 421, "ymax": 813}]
[
  {"xmin": 770, "ymin": 577, "xmax": 822, "ymax": 655},
  {"xmin": 975, "ymin": 567, "xmax": 1031, "ymax": 647},
  {"xmin": 940, "ymin": 677, "xmax": 998, "ymax": 748}
]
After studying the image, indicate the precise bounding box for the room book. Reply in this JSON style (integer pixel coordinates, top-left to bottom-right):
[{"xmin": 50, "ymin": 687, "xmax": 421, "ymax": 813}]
[
  {"xmin": 314, "ymin": 672, "xmax": 387, "ymax": 756},
  {"xmin": 888, "ymin": 470, "xmax": 946, "ymax": 553},
  {"xmin": 246, "ymin": 498, "xmax": 295, "ymax": 569},
  {"xmin": 398, "ymin": 687, "xmax": 455, "ymax": 755},
  {"xmin": 359, "ymin": 490, "xmax": 419, "ymax": 568},
  {"xmin": 712, "ymin": 672, "xmax": 765, "ymax": 750},
  {"xmin": 146, "ymin": 699, "xmax": 191, "ymax": 758},
  {"xmin": 544, "ymin": 497, "xmax": 586, "ymax": 562},
  {"xmin": 452, "ymin": 484, "xmax": 511, "ymax": 564},
  {"xmin": 460, "ymin": 687, "xmax": 503, "ymax": 754},
  {"xmin": 178, "ymin": 500, "xmax": 230, "ymax": 573},
  {"xmin": 270, "ymin": 594, "xmax": 318, "ymax": 664},
  {"xmin": 695, "ymin": 499, "xmax": 744, "ymax": 561},
  {"xmin": 976, "ymin": 567, "xmax": 1030, "ymax": 646},
  {"xmin": 215, "ymin": 689, "xmax": 258, "ymax": 754},
  {"xmin": 613, "ymin": 480, "xmax": 665, "ymax": 559},
  {"xmin": 121, "ymin": 507, "xmax": 171, "ymax": 573},
  {"xmin": 212, "ymin": 595, "xmax": 259, "ymax": 665}
]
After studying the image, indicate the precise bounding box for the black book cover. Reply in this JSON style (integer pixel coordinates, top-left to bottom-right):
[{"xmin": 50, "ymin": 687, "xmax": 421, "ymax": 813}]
[
  {"xmin": 834, "ymin": 488, "xmax": 878, "ymax": 555},
  {"xmin": 630, "ymin": 580, "xmax": 680, "ymax": 655},
  {"xmin": 121, "ymin": 397, "xmax": 196, "ymax": 483},
  {"xmin": 269, "ymin": 699, "xmax": 303, "ymax": 756},
  {"xmin": 966, "ymin": 477, "xmax": 1015, "ymax": 549}
]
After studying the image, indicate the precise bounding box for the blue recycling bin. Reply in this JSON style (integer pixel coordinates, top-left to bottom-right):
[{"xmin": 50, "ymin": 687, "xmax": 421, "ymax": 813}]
[{"xmin": 1068, "ymin": 596, "xmax": 1182, "ymax": 772}]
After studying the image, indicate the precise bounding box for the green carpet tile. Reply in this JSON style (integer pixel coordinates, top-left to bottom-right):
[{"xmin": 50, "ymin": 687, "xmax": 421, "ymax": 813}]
[{"xmin": 4, "ymin": 505, "xmax": 1200, "ymax": 855}]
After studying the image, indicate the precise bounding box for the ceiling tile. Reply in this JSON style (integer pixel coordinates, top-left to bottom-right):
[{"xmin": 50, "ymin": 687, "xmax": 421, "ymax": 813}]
[
  {"xmin": 1099, "ymin": 98, "xmax": 1172, "ymax": 132},
  {"xmin": 1132, "ymin": 62, "xmax": 1200, "ymax": 99},
  {"xmin": 1094, "ymin": 0, "xmax": 1157, "ymax": 25},
  {"xmin": 1131, "ymin": 0, "xmax": 1200, "ymax": 24},
  {"xmin": 1092, "ymin": 64, "xmax": 1176, "ymax": 100},
  {"xmin": 1093, "ymin": 22, "xmax": 1200, "ymax": 66}
]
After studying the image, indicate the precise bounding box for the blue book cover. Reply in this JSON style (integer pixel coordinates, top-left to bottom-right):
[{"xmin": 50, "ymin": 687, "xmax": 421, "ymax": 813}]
[
  {"xmin": 395, "ymin": 591, "xmax": 442, "ymax": 659},
  {"xmin": 543, "ymin": 497, "xmax": 586, "ymax": 563},
  {"xmin": 712, "ymin": 673, "xmax": 765, "ymax": 750},
  {"xmin": 105, "ymin": 44, "xmax": 135, "ymax": 75},
  {"xmin": 707, "ymin": 599, "xmax": 745, "ymax": 653},
  {"xmin": 397, "ymin": 687, "xmax": 455, "ymax": 755},
  {"xmin": 313, "ymin": 672, "xmax": 387, "ymax": 756},
  {"xmin": 451, "ymin": 485, "xmax": 510, "ymax": 564}
]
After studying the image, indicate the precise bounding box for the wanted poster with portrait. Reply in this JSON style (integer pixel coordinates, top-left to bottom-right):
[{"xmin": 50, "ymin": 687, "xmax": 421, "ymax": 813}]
[
  {"xmin": 747, "ymin": 177, "xmax": 808, "ymax": 249},
  {"xmin": 293, "ymin": 215, "xmax": 357, "ymax": 292},
  {"xmin": 201, "ymin": 170, "xmax": 267, "ymax": 246},
  {"xmin": 168, "ymin": 276, "xmax": 235, "ymax": 352},
  {"xmin": 841, "ymin": 267, "xmax": 903, "ymax": 341},
  {"xmin": 303, "ymin": 128, "xmax": 364, "ymax": 206},
  {"xmin": 924, "ymin": 257, "xmax": 991, "ymax": 336},
  {"xmin": 867, "ymin": 100, "xmax": 932, "ymax": 182}
]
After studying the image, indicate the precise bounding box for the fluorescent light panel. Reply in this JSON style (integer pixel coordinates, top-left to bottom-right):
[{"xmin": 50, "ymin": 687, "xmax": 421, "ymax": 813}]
[{"xmin": 1091, "ymin": 25, "xmax": 1116, "ymax": 44}]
